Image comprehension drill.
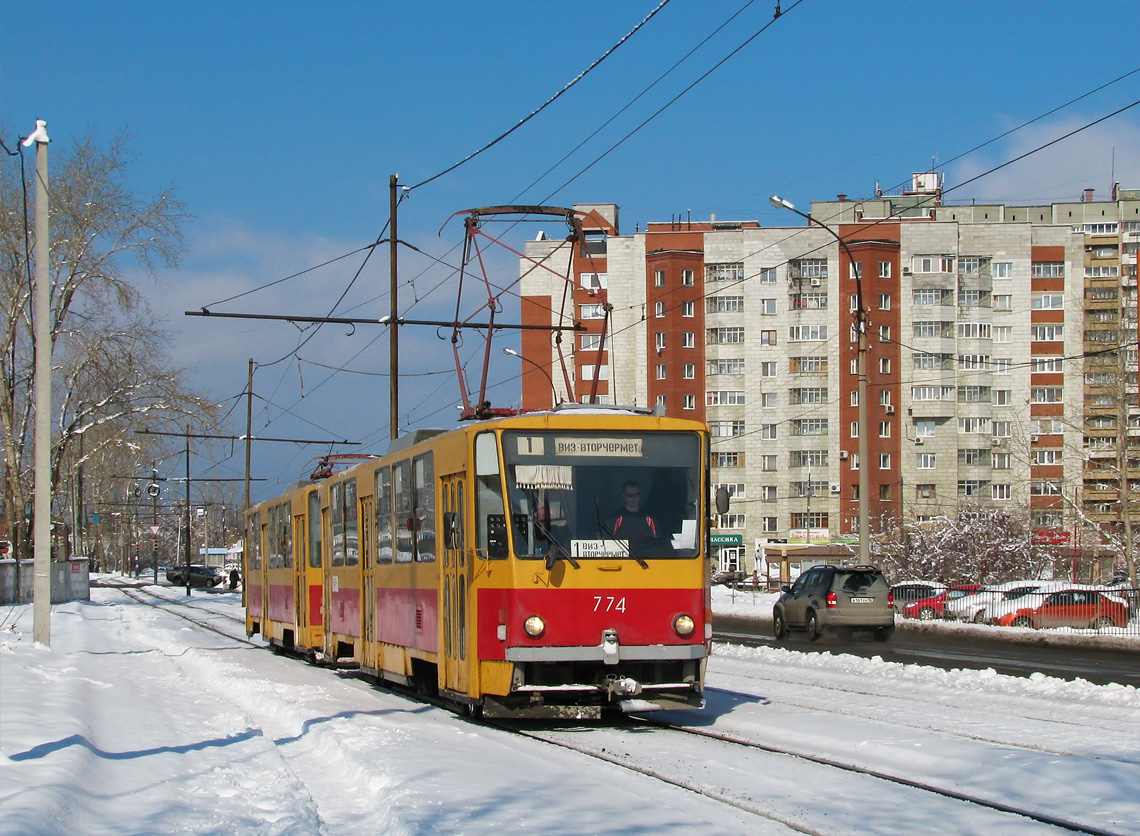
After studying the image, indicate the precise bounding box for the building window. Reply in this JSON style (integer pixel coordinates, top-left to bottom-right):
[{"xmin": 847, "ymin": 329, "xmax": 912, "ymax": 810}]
[
  {"xmin": 655, "ymin": 332, "xmax": 666, "ymax": 351},
  {"xmin": 992, "ymin": 452, "xmax": 1011, "ymax": 469},
  {"xmin": 760, "ymin": 266, "xmax": 778, "ymax": 283},
  {"xmin": 993, "ymin": 262, "xmax": 1012, "ymax": 280},
  {"xmin": 878, "ymin": 261, "xmax": 891, "ymax": 279},
  {"xmin": 879, "ymin": 357, "xmax": 891, "ymax": 374},
  {"xmin": 1032, "ymin": 324, "xmax": 1064, "ymax": 341},
  {"xmin": 581, "ymin": 272, "xmax": 608, "ymax": 290},
  {"xmin": 958, "ymin": 480, "xmax": 985, "ymax": 497},
  {"xmin": 762, "ymin": 516, "xmax": 779, "ymax": 533},
  {"xmin": 992, "ymin": 420, "xmax": 1012, "ymax": 438},
  {"xmin": 656, "ymin": 364, "xmax": 666, "ymax": 380},
  {"xmin": 958, "ymin": 417, "xmax": 991, "ymax": 434},
  {"xmin": 879, "ymin": 484, "xmax": 892, "ymax": 501},
  {"xmin": 994, "ymin": 326, "xmax": 1012, "ymax": 343},
  {"xmin": 913, "ymin": 255, "xmax": 955, "ymax": 274},
  {"xmin": 850, "ymin": 262, "xmax": 863, "ymax": 279},
  {"xmin": 760, "ymin": 330, "xmax": 777, "ymax": 345},
  {"xmin": 761, "ymin": 392, "xmax": 777, "ymax": 408},
  {"xmin": 760, "ymin": 424, "xmax": 778, "ymax": 439},
  {"xmin": 992, "ymin": 484, "xmax": 1011, "ymax": 500},
  {"xmin": 761, "ymin": 299, "xmax": 777, "ymax": 315},
  {"xmin": 760, "ymin": 485, "xmax": 775, "ymax": 502},
  {"xmin": 709, "ymin": 327, "xmax": 746, "ymax": 344},
  {"xmin": 1031, "ymin": 262, "xmax": 1064, "ymax": 278},
  {"xmin": 580, "ymin": 364, "xmax": 609, "ymax": 381},
  {"xmin": 790, "ymin": 356, "xmax": 827, "ymax": 374},
  {"xmin": 788, "ymin": 325, "xmax": 827, "ymax": 341},
  {"xmin": 792, "ymin": 387, "xmax": 828, "ymax": 405},
  {"xmin": 917, "ymin": 453, "xmax": 936, "ymax": 469},
  {"xmin": 681, "ymin": 269, "xmax": 695, "ymax": 287},
  {"xmin": 915, "ymin": 420, "xmax": 936, "ymax": 437},
  {"xmin": 682, "ymin": 363, "xmax": 695, "ymax": 379},
  {"xmin": 681, "ymin": 300, "xmax": 695, "ymax": 318},
  {"xmin": 1032, "ymin": 293, "xmax": 1064, "ymax": 310},
  {"xmin": 879, "ymin": 421, "xmax": 891, "ymax": 438},
  {"xmin": 706, "ymin": 263, "xmax": 744, "ymax": 283},
  {"xmin": 654, "ymin": 301, "xmax": 665, "ymax": 318},
  {"xmin": 1033, "ymin": 357, "xmax": 1063, "ymax": 372},
  {"xmin": 761, "ymin": 454, "xmax": 778, "ymax": 471},
  {"xmin": 707, "ymin": 296, "xmax": 744, "ymax": 313},
  {"xmin": 916, "ymin": 484, "xmax": 936, "ymax": 499},
  {"xmin": 793, "ymin": 418, "xmax": 828, "ymax": 436},
  {"xmin": 655, "ymin": 395, "xmax": 666, "ymax": 407},
  {"xmin": 682, "ymin": 332, "xmax": 695, "ymax": 348},
  {"xmin": 710, "ymin": 420, "xmax": 746, "ymax": 437},
  {"xmin": 1031, "ymin": 387, "xmax": 1063, "ymax": 403},
  {"xmin": 580, "ymin": 333, "xmax": 602, "ymax": 350},
  {"xmin": 761, "ymin": 362, "xmax": 777, "ymax": 377},
  {"xmin": 708, "ymin": 358, "xmax": 745, "ymax": 375},
  {"xmin": 992, "ymin": 389, "xmax": 1011, "ymax": 406},
  {"xmin": 715, "ymin": 452, "xmax": 743, "ymax": 467},
  {"xmin": 879, "ymin": 294, "xmax": 891, "ymax": 310},
  {"xmin": 708, "ymin": 391, "xmax": 746, "ymax": 406},
  {"xmin": 683, "ymin": 394, "xmax": 695, "ymax": 410},
  {"xmin": 879, "ymin": 453, "xmax": 891, "ymax": 469},
  {"xmin": 993, "ymin": 294, "xmax": 1012, "ymax": 311},
  {"xmin": 654, "ymin": 269, "xmax": 665, "ymax": 287},
  {"xmin": 850, "ymin": 421, "xmax": 859, "ymax": 438},
  {"xmin": 580, "ymin": 303, "xmax": 606, "ymax": 319},
  {"xmin": 958, "ymin": 322, "xmax": 991, "ymax": 339}
]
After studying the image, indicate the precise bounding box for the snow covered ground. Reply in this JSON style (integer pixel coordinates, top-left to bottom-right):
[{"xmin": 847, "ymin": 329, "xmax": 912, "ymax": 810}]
[{"xmin": 2, "ymin": 582, "xmax": 1138, "ymax": 835}]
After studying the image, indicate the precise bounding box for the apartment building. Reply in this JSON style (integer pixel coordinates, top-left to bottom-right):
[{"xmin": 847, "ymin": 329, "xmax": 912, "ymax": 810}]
[{"xmin": 519, "ymin": 182, "xmax": 1140, "ymax": 577}]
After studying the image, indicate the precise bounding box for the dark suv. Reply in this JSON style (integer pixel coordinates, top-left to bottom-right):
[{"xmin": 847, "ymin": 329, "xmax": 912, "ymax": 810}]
[
  {"xmin": 773, "ymin": 565, "xmax": 894, "ymax": 642},
  {"xmin": 166, "ymin": 565, "xmax": 222, "ymax": 588}
]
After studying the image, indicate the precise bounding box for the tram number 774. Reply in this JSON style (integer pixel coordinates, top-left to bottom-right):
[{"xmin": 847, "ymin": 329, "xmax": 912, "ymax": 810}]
[{"xmin": 593, "ymin": 596, "xmax": 627, "ymax": 613}]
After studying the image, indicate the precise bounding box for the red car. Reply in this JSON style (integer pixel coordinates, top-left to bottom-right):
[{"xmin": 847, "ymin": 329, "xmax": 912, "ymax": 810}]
[
  {"xmin": 902, "ymin": 584, "xmax": 982, "ymax": 620},
  {"xmin": 997, "ymin": 589, "xmax": 1130, "ymax": 630}
]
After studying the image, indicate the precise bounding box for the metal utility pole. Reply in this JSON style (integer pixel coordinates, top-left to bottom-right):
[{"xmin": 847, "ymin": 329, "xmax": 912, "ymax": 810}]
[
  {"xmin": 389, "ymin": 174, "xmax": 399, "ymax": 441},
  {"xmin": 184, "ymin": 427, "xmax": 192, "ymax": 596},
  {"xmin": 27, "ymin": 120, "xmax": 51, "ymax": 646},
  {"xmin": 245, "ymin": 359, "xmax": 254, "ymax": 511}
]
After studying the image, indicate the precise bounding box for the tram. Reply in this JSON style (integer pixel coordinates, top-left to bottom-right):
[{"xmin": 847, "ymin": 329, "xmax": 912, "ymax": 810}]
[{"xmin": 245, "ymin": 403, "xmax": 715, "ymax": 715}]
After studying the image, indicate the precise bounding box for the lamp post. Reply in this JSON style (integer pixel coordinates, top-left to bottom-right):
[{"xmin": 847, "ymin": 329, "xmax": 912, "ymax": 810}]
[
  {"xmin": 503, "ymin": 348, "xmax": 558, "ymax": 406},
  {"xmin": 770, "ymin": 195, "xmax": 870, "ymax": 565}
]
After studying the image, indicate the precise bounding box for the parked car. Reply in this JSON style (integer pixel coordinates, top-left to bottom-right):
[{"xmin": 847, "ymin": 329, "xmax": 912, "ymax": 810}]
[
  {"xmin": 889, "ymin": 580, "xmax": 946, "ymax": 611},
  {"xmin": 774, "ymin": 565, "xmax": 895, "ymax": 642},
  {"xmin": 947, "ymin": 580, "xmax": 1051, "ymax": 623},
  {"xmin": 902, "ymin": 584, "xmax": 982, "ymax": 620},
  {"xmin": 165, "ymin": 565, "xmax": 222, "ymax": 588},
  {"xmin": 979, "ymin": 581, "xmax": 1072, "ymax": 624},
  {"xmin": 997, "ymin": 589, "xmax": 1130, "ymax": 630}
]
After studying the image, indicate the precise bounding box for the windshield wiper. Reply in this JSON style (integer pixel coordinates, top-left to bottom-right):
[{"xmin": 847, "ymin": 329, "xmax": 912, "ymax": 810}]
[
  {"xmin": 596, "ymin": 498, "xmax": 648, "ymax": 569},
  {"xmin": 534, "ymin": 516, "xmax": 579, "ymax": 571}
]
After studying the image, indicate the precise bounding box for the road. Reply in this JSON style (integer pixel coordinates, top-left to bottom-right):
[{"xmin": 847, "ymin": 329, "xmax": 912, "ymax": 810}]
[{"xmin": 713, "ymin": 613, "xmax": 1140, "ymax": 688}]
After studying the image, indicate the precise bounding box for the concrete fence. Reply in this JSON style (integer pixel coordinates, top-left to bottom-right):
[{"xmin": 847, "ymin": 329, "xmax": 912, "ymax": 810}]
[{"xmin": 0, "ymin": 558, "xmax": 90, "ymax": 605}]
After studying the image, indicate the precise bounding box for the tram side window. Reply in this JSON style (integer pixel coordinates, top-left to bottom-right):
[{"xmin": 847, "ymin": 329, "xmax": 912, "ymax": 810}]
[
  {"xmin": 247, "ymin": 512, "xmax": 261, "ymax": 570},
  {"xmin": 414, "ymin": 453, "xmax": 436, "ymax": 562},
  {"xmin": 474, "ymin": 431, "xmax": 508, "ymax": 559},
  {"xmin": 279, "ymin": 502, "xmax": 293, "ymax": 569},
  {"xmin": 330, "ymin": 482, "xmax": 346, "ymax": 566},
  {"xmin": 393, "ymin": 460, "xmax": 413, "ymax": 563},
  {"xmin": 267, "ymin": 505, "xmax": 281, "ymax": 569},
  {"xmin": 344, "ymin": 478, "xmax": 359, "ymax": 566},
  {"xmin": 375, "ymin": 467, "xmax": 393, "ymax": 564},
  {"xmin": 307, "ymin": 490, "xmax": 321, "ymax": 568}
]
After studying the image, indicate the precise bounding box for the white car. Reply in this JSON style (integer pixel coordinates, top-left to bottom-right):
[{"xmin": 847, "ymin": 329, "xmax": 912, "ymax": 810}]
[
  {"xmin": 980, "ymin": 581, "xmax": 1073, "ymax": 624},
  {"xmin": 945, "ymin": 580, "xmax": 1037, "ymax": 623}
]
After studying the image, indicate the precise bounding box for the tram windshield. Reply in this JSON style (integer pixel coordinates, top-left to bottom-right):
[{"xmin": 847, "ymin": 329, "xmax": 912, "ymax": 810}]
[{"xmin": 499, "ymin": 430, "xmax": 702, "ymax": 562}]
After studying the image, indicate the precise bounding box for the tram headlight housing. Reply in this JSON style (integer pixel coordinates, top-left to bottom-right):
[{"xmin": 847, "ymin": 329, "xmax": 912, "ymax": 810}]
[
  {"xmin": 523, "ymin": 615, "xmax": 546, "ymax": 638},
  {"xmin": 673, "ymin": 614, "xmax": 696, "ymax": 637}
]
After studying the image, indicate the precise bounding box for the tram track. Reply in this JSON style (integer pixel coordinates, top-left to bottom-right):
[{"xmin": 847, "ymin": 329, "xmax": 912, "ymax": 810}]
[
  {"xmin": 116, "ymin": 586, "xmax": 1134, "ymax": 835},
  {"xmin": 489, "ymin": 715, "xmax": 1129, "ymax": 836}
]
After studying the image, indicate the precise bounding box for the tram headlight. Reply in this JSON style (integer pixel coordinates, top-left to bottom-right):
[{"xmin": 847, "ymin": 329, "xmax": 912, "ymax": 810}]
[
  {"xmin": 523, "ymin": 615, "xmax": 546, "ymax": 638},
  {"xmin": 673, "ymin": 614, "xmax": 696, "ymax": 637}
]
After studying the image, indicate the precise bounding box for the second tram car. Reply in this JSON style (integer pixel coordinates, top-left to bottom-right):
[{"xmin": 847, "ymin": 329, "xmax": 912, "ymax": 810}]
[{"xmin": 245, "ymin": 404, "xmax": 713, "ymax": 715}]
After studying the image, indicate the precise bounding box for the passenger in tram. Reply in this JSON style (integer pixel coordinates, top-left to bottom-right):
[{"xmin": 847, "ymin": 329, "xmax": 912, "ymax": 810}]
[{"xmin": 607, "ymin": 481, "xmax": 664, "ymax": 550}]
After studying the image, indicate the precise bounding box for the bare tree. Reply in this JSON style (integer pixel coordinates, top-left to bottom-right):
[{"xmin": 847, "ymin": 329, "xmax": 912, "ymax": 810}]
[{"xmin": 1, "ymin": 129, "xmax": 213, "ymax": 559}]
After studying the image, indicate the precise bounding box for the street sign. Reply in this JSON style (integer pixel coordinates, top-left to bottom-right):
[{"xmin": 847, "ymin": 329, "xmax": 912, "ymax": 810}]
[
  {"xmin": 710, "ymin": 534, "xmax": 743, "ymax": 546},
  {"xmin": 148, "ymin": 525, "xmax": 160, "ymax": 536}
]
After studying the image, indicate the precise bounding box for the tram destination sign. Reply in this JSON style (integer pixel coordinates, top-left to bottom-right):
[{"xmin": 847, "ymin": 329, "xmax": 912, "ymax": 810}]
[{"xmin": 555, "ymin": 437, "xmax": 643, "ymax": 457}]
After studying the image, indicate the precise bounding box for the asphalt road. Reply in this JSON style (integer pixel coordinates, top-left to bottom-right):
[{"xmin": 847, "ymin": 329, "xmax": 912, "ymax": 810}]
[{"xmin": 714, "ymin": 613, "xmax": 1140, "ymax": 688}]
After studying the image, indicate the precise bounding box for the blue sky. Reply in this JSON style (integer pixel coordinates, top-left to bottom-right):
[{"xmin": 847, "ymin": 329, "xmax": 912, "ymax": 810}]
[{"xmin": 4, "ymin": 0, "xmax": 1140, "ymax": 501}]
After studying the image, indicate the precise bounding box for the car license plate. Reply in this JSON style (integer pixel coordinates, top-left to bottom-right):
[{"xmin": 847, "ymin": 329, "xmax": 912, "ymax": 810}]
[{"xmin": 850, "ymin": 597, "xmax": 874, "ymax": 604}]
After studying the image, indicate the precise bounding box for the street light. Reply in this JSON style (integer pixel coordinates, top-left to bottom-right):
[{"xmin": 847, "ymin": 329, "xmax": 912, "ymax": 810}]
[
  {"xmin": 503, "ymin": 348, "xmax": 559, "ymax": 406},
  {"xmin": 770, "ymin": 195, "xmax": 870, "ymax": 565}
]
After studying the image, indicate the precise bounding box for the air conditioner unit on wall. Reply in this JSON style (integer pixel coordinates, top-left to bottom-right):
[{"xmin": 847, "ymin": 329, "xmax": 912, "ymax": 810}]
[
  {"xmin": 830, "ymin": 483, "xmax": 841, "ymax": 494},
  {"xmin": 810, "ymin": 277, "xmax": 822, "ymax": 287},
  {"xmin": 1030, "ymin": 434, "xmax": 1039, "ymax": 443},
  {"xmin": 839, "ymin": 450, "xmax": 849, "ymax": 460},
  {"xmin": 914, "ymin": 437, "xmax": 925, "ymax": 446},
  {"xmin": 885, "ymin": 405, "xmax": 895, "ymax": 415}
]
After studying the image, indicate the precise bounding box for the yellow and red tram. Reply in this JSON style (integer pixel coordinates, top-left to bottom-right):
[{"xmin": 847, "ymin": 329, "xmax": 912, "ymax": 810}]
[{"xmin": 245, "ymin": 405, "xmax": 713, "ymax": 714}]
